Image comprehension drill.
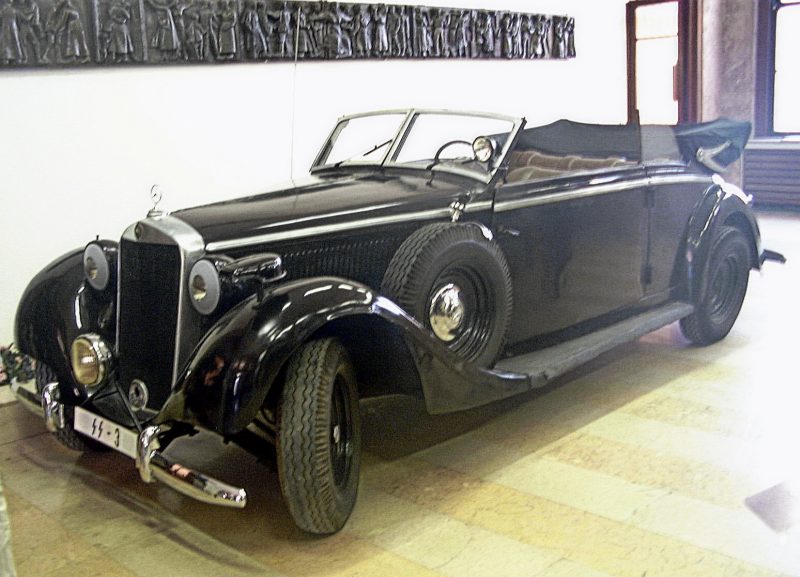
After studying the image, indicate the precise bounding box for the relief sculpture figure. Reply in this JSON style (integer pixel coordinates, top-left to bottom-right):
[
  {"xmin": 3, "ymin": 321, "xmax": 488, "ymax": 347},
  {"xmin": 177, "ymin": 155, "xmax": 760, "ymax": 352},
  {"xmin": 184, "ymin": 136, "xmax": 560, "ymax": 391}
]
[
  {"xmin": 373, "ymin": 4, "xmax": 388, "ymax": 56},
  {"xmin": 146, "ymin": 0, "xmax": 180, "ymax": 59},
  {"xmin": 295, "ymin": 6, "xmax": 316, "ymax": 58},
  {"xmin": 565, "ymin": 17, "xmax": 575, "ymax": 57},
  {"xmin": 388, "ymin": 4, "xmax": 410, "ymax": 57},
  {"xmin": 217, "ymin": 0, "xmax": 237, "ymax": 59},
  {"xmin": 353, "ymin": 3, "xmax": 370, "ymax": 57},
  {"xmin": 0, "ymin": 0, "xmax": 24, "ymax": 64},
  {"xmin": 454, "ymin": 9, "xmax": 469, "ymax": 57},
  {"xmin": 532, "ymin": 15, "xmax": 549, "ymax": 58},
  {"xmin": 476, "ymin": 11, "xmax": 494, "ymax": 56},
  {"xmin": 432, "ymin": 8, "xmax": 449, "ymax": 57},
  {"xmin": 267, "ymin": 0, "xmax": 292, "ymax": 58},
  {"xmin": 520, "ymin": 14, "xmax": 533, "ymax": 58},
  {"xmin": 552, "ymin": 15, "xmax": 566, "ymax": 59},
  {"xmin": 17, "ymin": 0, "xmax": 43, "ymax": 63},
  {"xmin": 46, "ymin": 0, "xmax": 89, "ymax": 62},
  {"xmin": 414, "ymin": 7, "xmax": 431, "ymax": 57},
  {"xmin": 0, "ymin": 1, "xmax": 574, "ymax": 67},
  {"xmin": 102, "ymin": 0, "xmax": 135, "ymax": 62},
  {"xmin": 182, "ymin": 6, "xmax": 206, "ymax": 60},
  {"xmin": 241, "ymin": 0, "xmax": 266, "ymax": 58}
]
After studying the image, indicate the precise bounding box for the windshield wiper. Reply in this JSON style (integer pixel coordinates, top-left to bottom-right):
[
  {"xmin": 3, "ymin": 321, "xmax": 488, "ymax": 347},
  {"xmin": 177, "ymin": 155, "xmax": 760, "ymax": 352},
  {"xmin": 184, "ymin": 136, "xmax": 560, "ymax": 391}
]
[{"xmin": 333, "ymin": 139, "xmax": 393, "ymax": 167}]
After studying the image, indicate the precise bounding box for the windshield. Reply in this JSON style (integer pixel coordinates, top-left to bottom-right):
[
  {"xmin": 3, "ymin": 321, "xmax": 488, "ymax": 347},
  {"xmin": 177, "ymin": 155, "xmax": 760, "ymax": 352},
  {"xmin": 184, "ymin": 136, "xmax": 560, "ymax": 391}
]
[{"xmin": 314, "ymin": 110, "xmax": 519, "ymax": 182}]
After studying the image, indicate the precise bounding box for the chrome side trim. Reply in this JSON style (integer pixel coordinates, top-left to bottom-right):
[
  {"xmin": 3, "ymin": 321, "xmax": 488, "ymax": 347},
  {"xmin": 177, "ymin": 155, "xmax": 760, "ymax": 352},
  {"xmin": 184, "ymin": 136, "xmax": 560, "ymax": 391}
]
[
  {"xmin": 120, "ymin": 215, "xmax": 206, "ymax": 387},
  {"xmin": 495, "ymin": 174, "xmax": 712, "ymax": 213},
  {"xmin": 206, "ymin": 202, "xmax": 493, "ymax": 252},
  {"xmin": 41, "ymin": 383, "xmax": 65, "ymax": 432},
  {"xmin": 136, "ymin": 425, "xmax": 247, "ymax": 508}
]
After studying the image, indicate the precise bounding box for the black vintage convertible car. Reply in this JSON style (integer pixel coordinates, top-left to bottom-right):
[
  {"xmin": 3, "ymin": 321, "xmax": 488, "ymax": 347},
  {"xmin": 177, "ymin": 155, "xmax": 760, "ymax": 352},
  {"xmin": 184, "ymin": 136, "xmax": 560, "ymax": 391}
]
[{"xmin": 11, "ymin": 109, "xmax": 783, "ymax": 534}]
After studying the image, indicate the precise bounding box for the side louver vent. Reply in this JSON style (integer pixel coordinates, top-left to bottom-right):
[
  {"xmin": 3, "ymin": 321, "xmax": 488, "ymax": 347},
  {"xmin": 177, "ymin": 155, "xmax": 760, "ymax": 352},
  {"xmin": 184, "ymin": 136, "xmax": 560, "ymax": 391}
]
[{"xmin": 743, "ymin": 144, "xmax": 800, "ymax": 207}]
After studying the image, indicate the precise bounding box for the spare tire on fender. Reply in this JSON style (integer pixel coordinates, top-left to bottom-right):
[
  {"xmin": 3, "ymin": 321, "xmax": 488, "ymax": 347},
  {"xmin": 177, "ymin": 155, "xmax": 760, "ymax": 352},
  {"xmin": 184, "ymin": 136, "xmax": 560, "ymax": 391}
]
[{"xmin": 380, "ymin": 222, "xmax": 513, "ymax": 367}]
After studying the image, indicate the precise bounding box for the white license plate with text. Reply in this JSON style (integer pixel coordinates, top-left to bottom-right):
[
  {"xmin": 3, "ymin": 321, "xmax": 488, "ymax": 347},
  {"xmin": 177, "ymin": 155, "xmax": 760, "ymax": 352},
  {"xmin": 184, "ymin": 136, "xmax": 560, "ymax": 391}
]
[{"xmin": 74, "ymin": 407, "xmax": 138, "ymax": 459}]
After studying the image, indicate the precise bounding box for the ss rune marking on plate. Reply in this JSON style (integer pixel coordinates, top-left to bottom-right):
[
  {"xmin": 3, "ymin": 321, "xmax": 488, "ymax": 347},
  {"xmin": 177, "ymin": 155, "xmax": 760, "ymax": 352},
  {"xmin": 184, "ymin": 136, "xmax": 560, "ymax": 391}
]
[{"xmin": 73, "ymin": 407, "xmax": 138, "ymax": 459}]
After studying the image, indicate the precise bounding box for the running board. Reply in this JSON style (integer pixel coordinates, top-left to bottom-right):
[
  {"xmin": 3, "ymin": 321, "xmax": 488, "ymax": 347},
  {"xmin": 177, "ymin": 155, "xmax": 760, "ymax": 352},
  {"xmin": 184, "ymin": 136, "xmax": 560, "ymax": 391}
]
[{"xmin": 494, "ymin": 302, "xmax": 694, "ymax": 386}]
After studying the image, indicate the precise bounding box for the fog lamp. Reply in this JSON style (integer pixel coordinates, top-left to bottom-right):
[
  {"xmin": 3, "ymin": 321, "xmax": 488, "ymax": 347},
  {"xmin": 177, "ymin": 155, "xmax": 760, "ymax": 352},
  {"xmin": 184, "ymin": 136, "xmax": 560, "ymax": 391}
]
[{"xmin": 70, "ymin": 334, "xmax": 112, "ymax": 388}]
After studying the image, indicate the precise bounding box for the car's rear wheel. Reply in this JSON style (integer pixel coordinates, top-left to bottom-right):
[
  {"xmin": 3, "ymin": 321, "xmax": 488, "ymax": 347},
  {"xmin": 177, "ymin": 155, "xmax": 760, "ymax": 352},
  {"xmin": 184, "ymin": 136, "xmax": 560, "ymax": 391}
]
[
  {"xmin": 680, "ymin": 226, "xmax": 751, "ymax": 345},
  {"xmin": 381, "ymin": 223, "xmax": 512, "ymax": 366},
  {"xmin": 35, "ymin": 363, "xmax": 107, "ymax": 452},
  {"xmin": 277, "ymin": 338, "xmax": 361, "ymax": 535}
]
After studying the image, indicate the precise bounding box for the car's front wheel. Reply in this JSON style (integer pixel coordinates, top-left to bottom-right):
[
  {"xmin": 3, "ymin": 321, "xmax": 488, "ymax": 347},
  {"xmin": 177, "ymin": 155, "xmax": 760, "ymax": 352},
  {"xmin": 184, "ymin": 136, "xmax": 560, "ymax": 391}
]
[
  {"xmin": 680, "ymin": 225, "xmax": 751, "ymax": 345},
  {"xmin": 277, "ymin": 338, "xmax": 361, "ymax": 535}
]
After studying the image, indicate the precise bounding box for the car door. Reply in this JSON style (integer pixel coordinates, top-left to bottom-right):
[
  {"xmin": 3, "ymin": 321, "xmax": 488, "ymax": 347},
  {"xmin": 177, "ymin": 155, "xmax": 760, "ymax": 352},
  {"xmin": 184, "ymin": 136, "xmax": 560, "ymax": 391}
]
[
  {"xmin": 493, "ymin": 165, "xmax": 650, "ymax": 346},
  {"xmin": 644, "ymin": 164, "xmax": 713, "ymax": 301}
]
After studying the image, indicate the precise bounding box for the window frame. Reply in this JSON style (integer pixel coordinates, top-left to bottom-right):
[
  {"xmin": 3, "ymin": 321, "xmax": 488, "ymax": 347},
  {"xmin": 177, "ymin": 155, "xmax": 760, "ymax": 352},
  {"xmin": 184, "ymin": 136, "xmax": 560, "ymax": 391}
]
[
  {"xmin": 626, "ymin": 0, "xmax": 699, "ymax": 124},
  {"xmin": 755, "ymin": 0, "xmax": 800, "ymax": 136}
]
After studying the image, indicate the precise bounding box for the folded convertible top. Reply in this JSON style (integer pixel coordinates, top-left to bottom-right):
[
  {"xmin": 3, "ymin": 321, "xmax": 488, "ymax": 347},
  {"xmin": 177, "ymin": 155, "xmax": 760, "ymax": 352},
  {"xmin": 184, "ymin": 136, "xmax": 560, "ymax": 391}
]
[{"xmin": 514, "ymin": 118, "xmax": 751, "ymax": 171}]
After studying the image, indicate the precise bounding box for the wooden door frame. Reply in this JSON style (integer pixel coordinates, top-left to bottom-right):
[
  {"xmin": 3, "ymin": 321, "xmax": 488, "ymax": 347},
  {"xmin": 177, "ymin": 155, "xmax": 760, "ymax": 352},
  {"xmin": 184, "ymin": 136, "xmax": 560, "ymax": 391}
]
[{"xmin": 626, "ymin": 0, "xmax": 700, "ymax": 124}]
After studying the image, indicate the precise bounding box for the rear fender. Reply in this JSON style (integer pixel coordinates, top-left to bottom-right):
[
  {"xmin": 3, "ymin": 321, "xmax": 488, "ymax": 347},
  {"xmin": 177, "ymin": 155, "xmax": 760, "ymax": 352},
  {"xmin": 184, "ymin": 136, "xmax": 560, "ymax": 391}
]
[
  {"xmin": 14, "ymin": 248, "xmax": 116, "ymax": 404},
  {"xmin": 684, "ymin": 178, "xmax": 761, "ymax": 304}
]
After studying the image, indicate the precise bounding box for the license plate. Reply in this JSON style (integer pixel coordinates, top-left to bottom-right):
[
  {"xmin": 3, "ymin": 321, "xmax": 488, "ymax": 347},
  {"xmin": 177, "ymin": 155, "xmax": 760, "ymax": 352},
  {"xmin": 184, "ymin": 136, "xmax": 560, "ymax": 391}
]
[{"xmin": 74, "ymin": 407, "xmax": 138, "ymax": 459}]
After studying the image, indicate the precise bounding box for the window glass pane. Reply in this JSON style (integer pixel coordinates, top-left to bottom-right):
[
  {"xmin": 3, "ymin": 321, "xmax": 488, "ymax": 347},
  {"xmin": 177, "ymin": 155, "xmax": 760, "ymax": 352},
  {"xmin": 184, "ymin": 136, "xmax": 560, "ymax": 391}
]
[
  {"xmin": 322, "ymin": 114, "xmax": 406, "ymax": 166},
  {"xmin": 635, "ymin": 2, "xmax": 678, "ymax": 39},
  {"xmin": 636, "ymin": 36, "xmax": 679, "ymax": 124},
  {"xmin": 774, "ymin": 5, "xmax": 800, "ymax": 132}
]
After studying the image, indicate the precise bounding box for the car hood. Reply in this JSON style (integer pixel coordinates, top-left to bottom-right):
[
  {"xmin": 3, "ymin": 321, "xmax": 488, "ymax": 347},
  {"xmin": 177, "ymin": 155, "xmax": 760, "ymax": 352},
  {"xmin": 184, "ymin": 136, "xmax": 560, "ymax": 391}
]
[{"xmin": 173, "ymin": 171, "xmax": 478, "ymax": 250}]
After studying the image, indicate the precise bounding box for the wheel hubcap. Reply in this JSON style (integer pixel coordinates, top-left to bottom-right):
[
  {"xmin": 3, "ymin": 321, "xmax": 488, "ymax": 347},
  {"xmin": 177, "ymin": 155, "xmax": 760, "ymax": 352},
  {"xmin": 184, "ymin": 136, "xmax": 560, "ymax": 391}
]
[{"xmin": 428, "ymin": 283, "xmax": 465, "ymax": 342}]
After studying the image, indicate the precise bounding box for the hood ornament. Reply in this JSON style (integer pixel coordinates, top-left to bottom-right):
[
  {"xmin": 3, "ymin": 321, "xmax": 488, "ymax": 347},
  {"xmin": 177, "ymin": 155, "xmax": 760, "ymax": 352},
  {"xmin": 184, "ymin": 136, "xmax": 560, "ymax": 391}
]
[{"xmin": 147, "ymin": 185, "xmax": 164, "ymax": 218}]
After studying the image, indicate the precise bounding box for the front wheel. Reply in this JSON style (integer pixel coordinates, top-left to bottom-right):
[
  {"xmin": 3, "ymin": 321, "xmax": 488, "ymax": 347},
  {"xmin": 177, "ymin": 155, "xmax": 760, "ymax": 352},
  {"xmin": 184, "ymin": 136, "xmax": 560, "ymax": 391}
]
[
  {"xmin": 277, "ymin": 338, "xmax": 361, "ymax": 535},
  {"xmin": 680, "ymin": 226, "xmax": 751, "ymax": 345}
]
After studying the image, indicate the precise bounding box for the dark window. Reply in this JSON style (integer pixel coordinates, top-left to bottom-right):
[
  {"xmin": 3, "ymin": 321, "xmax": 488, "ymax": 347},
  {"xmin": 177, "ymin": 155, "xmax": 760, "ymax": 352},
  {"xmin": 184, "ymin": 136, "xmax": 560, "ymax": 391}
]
[{"xmin": 756, "ymin": 0, "xmax": 800, "ymax": 135}]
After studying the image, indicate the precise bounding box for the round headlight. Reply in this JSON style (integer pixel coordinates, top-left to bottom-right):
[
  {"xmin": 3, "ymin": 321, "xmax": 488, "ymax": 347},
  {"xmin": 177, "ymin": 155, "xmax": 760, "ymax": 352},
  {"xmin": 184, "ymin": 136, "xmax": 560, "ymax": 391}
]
[
  {"xmin": 70, "ymin": 334, "xmax": 112, "ymax": 388},
  {"xmin": 83, "ymin": 243, "xmax": 110, "ymax": 290},
  {"xmin": 189, "ymin": 260, "xmax": 221, "ymax": 315},
  {"xmin": 472, "ymin": 136, "xmax": 495, "ymax": 163}
]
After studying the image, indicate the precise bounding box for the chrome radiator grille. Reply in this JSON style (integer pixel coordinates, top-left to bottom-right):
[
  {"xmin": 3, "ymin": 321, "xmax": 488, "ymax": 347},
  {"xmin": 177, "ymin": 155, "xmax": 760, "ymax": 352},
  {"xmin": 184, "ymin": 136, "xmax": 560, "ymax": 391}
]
[{"xmin": 117, "ymin": 239, "xmax": 181, "ymax": 409}]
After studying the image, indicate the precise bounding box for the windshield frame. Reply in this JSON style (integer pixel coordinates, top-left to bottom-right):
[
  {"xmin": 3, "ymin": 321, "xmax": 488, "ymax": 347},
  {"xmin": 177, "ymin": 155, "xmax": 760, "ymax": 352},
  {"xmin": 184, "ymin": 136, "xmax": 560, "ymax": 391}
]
[{"xmin": 311, "ymin": 108, "xmax": 525, "ymax": 184}]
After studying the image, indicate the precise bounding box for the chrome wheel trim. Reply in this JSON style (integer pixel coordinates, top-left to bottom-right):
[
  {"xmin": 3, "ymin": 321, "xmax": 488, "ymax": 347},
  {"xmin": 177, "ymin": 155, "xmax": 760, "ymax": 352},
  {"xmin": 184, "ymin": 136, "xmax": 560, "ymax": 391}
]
[{"xmin": 428, "ymin": 283, "xmax": 465, "ymax": 342}]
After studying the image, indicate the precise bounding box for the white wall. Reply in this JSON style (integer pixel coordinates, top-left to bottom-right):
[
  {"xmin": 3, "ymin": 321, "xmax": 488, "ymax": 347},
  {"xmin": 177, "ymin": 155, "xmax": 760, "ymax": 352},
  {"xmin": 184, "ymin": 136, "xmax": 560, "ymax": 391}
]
[{"xmin": 0, "ymin": 0, "xmax": 628, "ymax": 344}]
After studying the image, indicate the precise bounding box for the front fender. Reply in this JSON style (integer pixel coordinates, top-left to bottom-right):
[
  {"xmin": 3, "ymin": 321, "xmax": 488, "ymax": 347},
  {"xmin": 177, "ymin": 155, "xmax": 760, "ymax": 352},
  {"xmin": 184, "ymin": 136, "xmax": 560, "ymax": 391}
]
[
  {"xmin": 14, "ymin": 248, "xmax": 116, "ymax": 404},
  {"xmin": 684, "ymin": 178, "xmax": 761, "ymax": 303},
  {"xmin": 159, "ymin": 276, "xmax": 532, "ymax": 435},
  {"xmin": 159, "ymin": 277, "xmax": 384, "ymax": 434}
]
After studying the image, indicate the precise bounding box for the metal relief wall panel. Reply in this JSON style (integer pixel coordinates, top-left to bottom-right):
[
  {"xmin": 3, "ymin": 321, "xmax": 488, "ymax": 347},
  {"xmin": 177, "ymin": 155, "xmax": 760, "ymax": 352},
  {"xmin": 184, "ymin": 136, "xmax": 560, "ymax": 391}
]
[{"xmin": 0, "ymin": 0, "xmax": 575, "ymax": 68}]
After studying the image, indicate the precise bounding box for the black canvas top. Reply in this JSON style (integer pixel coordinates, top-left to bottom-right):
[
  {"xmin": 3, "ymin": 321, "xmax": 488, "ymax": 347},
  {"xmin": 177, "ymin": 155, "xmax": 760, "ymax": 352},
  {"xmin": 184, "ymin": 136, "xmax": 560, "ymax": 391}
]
[{"xmin": 513, "ymin": 118, "xmax": 751, "ymax": 169}]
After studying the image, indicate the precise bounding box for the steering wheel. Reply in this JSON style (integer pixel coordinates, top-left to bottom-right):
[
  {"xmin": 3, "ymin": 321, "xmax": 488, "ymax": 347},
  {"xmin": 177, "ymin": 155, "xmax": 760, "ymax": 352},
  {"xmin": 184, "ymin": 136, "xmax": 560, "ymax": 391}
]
[{"xmin": 427, "ymin": 140, "xmax": 473, "ymax": 170}]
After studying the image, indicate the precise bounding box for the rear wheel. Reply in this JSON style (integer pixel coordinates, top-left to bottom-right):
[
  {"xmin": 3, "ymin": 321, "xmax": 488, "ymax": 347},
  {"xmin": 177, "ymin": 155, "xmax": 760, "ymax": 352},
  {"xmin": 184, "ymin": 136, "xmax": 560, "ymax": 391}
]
[
  {"xmin": 35, "ymin": 363, "xmax": 106, "ymax": 452},
  {"xmin": 680, "ymin": 226, "xmax": 751, "ymax": 345},
  {"xmin": 277, "ymin": 338, "xmax": 361, "ymax": 535}
]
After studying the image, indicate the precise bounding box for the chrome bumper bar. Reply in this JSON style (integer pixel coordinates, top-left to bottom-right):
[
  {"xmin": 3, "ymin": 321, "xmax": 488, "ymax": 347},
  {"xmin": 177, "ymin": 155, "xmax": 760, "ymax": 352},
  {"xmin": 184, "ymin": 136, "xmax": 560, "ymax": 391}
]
[
  {"xmin": 10, "ymin": 380, "xmax": 43, "ymax": 416},
  {"xmin": 15, "ymin": 381, "xmax": 247, "ymax": 509},
  {"xmin": 136, "ymin": 425, "xmax": 247, "ymax": 509}
]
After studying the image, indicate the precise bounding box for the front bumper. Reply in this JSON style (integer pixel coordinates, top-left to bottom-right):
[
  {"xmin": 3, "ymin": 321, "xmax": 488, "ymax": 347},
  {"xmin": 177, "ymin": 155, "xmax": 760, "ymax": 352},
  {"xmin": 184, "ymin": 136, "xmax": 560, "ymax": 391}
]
[{"xmin": 12, "ymin": 382, "xmax": 247, "ymax": 509}]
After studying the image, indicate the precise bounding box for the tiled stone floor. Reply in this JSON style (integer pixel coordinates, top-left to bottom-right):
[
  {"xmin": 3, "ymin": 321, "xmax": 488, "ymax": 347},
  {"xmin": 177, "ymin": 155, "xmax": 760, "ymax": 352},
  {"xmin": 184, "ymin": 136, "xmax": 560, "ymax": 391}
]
[{"xmin": 1, "ymin": 210, "xmax": 799, "ymax": 577}]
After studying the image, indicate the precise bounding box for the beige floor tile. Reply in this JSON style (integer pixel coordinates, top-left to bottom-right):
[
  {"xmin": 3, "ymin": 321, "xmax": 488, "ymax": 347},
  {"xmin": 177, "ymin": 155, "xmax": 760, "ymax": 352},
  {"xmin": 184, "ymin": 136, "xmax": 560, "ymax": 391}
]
[
  {"xmin": 366, "ymin": 458, "xmax": 783, "ymax": 577},
  {"xmin": 349, "ymin": 484, "xmax": 562, "ymax": 577},
  {"xmin": 487, "ymin": 457, "xmax": 668, "ymax": 523}
]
